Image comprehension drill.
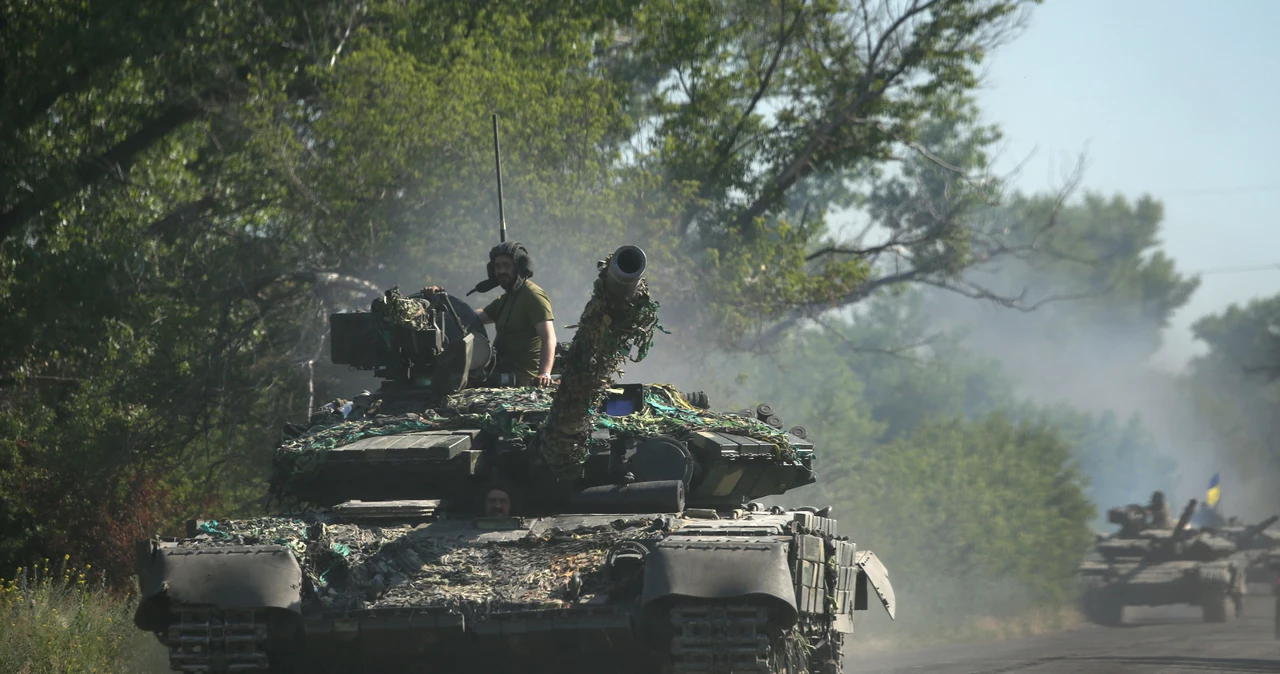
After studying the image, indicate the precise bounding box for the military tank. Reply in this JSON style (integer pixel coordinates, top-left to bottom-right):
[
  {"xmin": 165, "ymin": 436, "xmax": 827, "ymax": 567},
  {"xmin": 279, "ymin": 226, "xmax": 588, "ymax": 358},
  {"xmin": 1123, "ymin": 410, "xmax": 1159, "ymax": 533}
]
[
  {"xmin": 1078, "ymin": 498, "xmax": 1246, "ymax": 626},
  {"xmin": 1202, "ymin": 515, "xmax": 1280, "ymax": 584},
  {"xmin": 133, "ymin": 245, "xmax": 896, "ymax": 674}
]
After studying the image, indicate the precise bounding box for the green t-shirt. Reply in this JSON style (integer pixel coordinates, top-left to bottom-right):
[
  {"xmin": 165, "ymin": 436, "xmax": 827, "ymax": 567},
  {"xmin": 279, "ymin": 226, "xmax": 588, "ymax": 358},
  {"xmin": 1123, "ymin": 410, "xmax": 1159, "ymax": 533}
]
[{"xmin": 483, "ymin": 280, "xmax": 555, "ymax": 378}]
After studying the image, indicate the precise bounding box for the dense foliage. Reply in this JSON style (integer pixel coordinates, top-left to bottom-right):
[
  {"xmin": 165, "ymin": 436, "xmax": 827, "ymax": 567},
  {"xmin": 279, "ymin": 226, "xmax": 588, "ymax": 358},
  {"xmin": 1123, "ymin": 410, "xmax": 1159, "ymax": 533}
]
[{"xmin": 0, "ymin": 558, "xmax": 166, "ymax": 673}]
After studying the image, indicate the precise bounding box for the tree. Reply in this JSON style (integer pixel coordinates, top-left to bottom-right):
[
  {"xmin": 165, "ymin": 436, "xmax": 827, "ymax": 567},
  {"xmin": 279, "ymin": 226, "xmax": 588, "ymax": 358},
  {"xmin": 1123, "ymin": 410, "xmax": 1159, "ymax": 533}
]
[
  {"xmin": 1193, "ymin": 296, "xmax": 1280, "ymax": 381},
  {"xmin": 1186, "ymin": 295, "xmax": 1280, "ymax": 512}
]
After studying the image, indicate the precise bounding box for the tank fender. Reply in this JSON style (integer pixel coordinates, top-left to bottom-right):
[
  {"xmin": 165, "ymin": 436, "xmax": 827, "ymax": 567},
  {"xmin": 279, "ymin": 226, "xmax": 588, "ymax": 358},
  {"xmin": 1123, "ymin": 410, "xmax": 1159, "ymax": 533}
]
[
  {"xmin": 855, "ymin": 550, "xmax": 896, "ymax": 620},
  {"xmin": 641, "ymin": 536, "xmax": 798, "ymax": 626},
  {"xmin": 134, "ymin": 544, "xmax": 304, "ymax": 631}
]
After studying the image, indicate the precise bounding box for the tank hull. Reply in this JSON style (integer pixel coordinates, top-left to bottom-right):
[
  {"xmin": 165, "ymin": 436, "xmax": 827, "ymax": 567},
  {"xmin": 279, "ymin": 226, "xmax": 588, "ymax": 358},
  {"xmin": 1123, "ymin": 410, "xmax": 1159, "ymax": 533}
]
[
  {"xmin": 1079, "ymin": 559, "xmax": 1245, "ymax": 625},
  {"xmin": 137, "ymin": 509, "xmax": 894, "ymax": 673}
]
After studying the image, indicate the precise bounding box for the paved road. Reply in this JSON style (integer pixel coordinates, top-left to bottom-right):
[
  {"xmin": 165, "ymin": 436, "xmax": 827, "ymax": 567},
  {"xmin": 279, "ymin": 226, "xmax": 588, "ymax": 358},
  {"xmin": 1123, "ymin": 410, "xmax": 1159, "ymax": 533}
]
[{"xmin": 850, "ymin": 593, "xmax": 1280, "ymax": 673}]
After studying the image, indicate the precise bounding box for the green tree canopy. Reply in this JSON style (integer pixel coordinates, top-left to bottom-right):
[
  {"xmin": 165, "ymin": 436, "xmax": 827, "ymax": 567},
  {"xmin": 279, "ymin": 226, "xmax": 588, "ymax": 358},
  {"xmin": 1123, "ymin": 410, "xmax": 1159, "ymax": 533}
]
[{"xmin": 1186, "ymin": 295, "xmax": 1280, "ymax": 512}]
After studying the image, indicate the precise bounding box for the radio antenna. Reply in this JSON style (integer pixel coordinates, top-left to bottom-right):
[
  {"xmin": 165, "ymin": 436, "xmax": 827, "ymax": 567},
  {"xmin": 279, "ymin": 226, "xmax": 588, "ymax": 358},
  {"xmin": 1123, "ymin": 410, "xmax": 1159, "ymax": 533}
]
[{"xmin": 492, "ymin": 113, "xmax": 507, "ymax": 243}]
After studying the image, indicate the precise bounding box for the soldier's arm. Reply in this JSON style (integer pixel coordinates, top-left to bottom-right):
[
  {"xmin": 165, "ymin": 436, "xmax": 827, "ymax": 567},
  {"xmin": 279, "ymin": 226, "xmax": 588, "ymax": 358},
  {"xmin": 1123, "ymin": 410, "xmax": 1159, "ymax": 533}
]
[
  {"xmin": 536, "ymin": 320, "xmax": 556, "ymax": 377},
  {"xmin": 474, "ymin": 308, "xmax": 494, "ymax": 325}
]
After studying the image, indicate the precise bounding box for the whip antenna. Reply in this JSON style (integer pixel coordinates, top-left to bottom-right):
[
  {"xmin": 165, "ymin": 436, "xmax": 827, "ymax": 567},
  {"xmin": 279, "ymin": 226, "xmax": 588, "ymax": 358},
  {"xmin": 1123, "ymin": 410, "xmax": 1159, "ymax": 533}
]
[{"xmin": 492, "ymin": 113, "xmax": 507, "ymax": 243}]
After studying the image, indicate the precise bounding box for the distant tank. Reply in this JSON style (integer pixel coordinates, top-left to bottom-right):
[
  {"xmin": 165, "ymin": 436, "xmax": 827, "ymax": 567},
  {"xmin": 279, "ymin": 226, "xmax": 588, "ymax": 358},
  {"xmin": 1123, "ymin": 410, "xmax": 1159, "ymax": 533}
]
[
  {"xmin": 1202, "ymin": 515, "xmax": 1280, "ymax": 584},
  {"xmin": 1078, "ymin": 498, "xmax": 1246, "ymax": 626},
  {"xmin": 133, "ymin": 245, "xmax": 896, "ymax": 673}
]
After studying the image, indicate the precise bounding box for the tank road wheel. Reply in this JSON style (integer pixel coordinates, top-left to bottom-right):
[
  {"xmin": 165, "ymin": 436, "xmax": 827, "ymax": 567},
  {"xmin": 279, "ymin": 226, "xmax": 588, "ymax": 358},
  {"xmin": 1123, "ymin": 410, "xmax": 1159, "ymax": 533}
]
[
  {"xmin": 1234, "ymin": 572, "xmax": 1247, "ymax": 618},
  {"xmin": 667, "ymin": 601, "xmax": 775, "ymax": 674},
  {"xmin": 1082, "ymin": 586, "xmax": 1123, "ymax": 627},
  {"xmin": 807, "ymin": 632, "xmax": 843, "ymax": 674},
  {"xmin": 1274, "ymin": 592, "xmax": 1280, "ymax": 640},
  {"xmin": 1203, "ymin": 594, "xmax": 1232, "ymax": 623}
]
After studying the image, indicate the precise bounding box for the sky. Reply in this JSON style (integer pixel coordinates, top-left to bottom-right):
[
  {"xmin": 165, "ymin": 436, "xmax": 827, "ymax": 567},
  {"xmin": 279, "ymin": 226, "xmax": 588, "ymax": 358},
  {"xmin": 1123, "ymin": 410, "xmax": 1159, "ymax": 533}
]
[{"xmin": 974, "ymin": 0, "xmax": 1280, "ymax": 370}]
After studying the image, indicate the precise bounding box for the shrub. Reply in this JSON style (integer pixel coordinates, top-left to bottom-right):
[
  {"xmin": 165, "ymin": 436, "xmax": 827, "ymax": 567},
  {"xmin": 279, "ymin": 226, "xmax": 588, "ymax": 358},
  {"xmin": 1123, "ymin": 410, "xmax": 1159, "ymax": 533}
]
[{"xmin": 0, "ymin": 557, "xmax": 166, "ymax": 674}]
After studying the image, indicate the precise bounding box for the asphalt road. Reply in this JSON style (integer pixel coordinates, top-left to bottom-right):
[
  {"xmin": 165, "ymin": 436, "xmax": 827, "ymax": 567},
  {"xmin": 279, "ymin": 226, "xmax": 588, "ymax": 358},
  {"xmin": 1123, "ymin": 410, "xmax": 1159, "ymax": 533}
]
[{"xmin": 849, "ymin": 593, "xmax": 1280, "ymax": 674}]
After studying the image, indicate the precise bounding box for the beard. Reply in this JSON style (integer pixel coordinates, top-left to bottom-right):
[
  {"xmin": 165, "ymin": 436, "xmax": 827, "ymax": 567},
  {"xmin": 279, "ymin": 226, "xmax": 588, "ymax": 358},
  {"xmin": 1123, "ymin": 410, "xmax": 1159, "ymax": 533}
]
[{"xmin": 498, "ymin": 275, "xmax": 522, "ymax": 292}]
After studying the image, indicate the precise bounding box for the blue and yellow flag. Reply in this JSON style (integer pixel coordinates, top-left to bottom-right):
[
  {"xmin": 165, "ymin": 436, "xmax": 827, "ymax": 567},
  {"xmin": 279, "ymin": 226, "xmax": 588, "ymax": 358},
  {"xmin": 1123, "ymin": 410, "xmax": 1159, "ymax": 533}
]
[{"xmin": 1206, "ymin": 473, "xmax": 1221, "ymax": 508}]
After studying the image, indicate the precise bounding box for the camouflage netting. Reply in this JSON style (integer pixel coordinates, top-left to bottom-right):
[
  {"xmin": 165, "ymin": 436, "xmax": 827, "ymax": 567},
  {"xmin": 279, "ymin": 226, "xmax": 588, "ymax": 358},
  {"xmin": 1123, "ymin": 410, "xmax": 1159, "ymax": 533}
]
[
  {"xmin": 541, "ymin": 253, "xmax": 663, "ymax": 479},
  {"xmin": 271, "ymin": 384, "xmax": 804, "ymax": 502},
  {"xmin": 382, "ymin": 287, "xmax": 434, "ymax": 331},
  {"xmin": 188, "ymin": 516, "xmax": 667, "ymax": 613},
  {"xmin": 605, "ymin": 385, "xmax": 804, "ymax": 460}
]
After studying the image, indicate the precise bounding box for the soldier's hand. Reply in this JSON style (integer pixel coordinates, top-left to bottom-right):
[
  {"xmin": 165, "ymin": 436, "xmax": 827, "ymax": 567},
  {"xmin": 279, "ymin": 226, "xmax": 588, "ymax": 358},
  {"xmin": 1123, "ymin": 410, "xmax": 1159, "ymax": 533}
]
[
  {"xmin": 421, "ymin": 285, "xmax": 445, "ymax": 296},
  {"xmin": 535, "ymin": 373, "xmax": 554, "ymax": 387}
]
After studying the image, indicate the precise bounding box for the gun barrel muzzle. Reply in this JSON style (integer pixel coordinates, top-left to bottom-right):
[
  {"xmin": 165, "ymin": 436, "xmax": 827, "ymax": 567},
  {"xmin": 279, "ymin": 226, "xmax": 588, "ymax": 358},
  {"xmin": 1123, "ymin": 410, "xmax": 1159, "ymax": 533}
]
[{"xmin": 605, "ymin": 245, "xmax": 647, "ymax": 298}]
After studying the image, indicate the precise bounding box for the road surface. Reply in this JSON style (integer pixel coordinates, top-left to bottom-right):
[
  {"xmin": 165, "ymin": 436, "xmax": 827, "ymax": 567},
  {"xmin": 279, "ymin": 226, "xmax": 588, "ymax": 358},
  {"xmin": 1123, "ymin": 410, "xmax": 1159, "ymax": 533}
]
[{"xmin": 850, "ymin": 594, "xmax": 1280, "ymax": 673}]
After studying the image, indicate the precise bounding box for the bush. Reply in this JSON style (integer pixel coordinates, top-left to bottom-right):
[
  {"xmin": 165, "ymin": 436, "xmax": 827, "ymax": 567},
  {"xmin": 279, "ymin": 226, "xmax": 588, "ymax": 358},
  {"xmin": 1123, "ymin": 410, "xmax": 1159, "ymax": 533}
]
[{"xmin": 0, "ymin": 557, "xmax": 167, "ymax": 674}]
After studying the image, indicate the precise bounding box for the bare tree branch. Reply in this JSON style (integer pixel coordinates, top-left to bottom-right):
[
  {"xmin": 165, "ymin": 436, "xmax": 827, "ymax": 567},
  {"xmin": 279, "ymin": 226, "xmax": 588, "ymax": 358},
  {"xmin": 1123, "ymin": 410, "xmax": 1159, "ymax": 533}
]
[
  {"xmin": 329, "ymin": 1, "xmax": 365, "ymax": 68},
  {"xmin": 812, "ymin": 314, "xmax": 939, "ymax": 361},
  {"xmin": 218, "ymin": 270, "xmax": 381, "ymax": 302},
  {"xmin": 679, "ymin": 0, "xmax": 806, "ymax": 235},
  {"xmin": 915, "ymin": 276, "xmax": 1116, "ymax": 313},
  {"xmin": 726, "ymin": 6, "xmax": 937, "ymax": 233},
  {"xmin": 0, "ymin": 102, "xmax": 202, "ymax": 240}
]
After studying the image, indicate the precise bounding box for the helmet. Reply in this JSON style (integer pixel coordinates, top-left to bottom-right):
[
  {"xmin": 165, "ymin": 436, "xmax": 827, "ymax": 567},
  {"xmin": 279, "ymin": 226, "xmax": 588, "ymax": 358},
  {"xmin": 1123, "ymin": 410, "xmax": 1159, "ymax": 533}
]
[
  {"xmin": 486, "ymin": 241, "xmax": 533, "ymax": 281},
  {"xmin": 469, "ymin": 242, "xmax": 533, "ymax": 295},
  {"xmin": 1151, "ymin": 490, "xmax": 1165, "ymax": 505}
]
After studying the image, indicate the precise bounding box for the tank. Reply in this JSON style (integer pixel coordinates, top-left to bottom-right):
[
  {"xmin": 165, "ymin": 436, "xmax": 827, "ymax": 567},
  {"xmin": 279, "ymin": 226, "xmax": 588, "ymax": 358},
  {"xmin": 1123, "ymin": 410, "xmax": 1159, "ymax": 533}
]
[
  {"xmin": 1202, "ymin": 515, "xmax": 1280, "ymax": 584},
  {"xmin": 133, "ymin": 245, "xmax": 896, "ymax": 674},
  {"xmin": 1077, "ymin": 498, "xmax": 1247, "ymax": 626}
]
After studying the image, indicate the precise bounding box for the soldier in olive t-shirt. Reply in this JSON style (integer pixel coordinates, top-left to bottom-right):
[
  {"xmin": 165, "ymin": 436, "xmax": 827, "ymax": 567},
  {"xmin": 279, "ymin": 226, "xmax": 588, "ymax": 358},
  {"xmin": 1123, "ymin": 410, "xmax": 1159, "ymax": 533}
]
[
  {"xmin": 471, "ymin": 244, "xmax": 557, "ymax": 386},
  {"xmin": 481, "ymin": 280, "xmax": 555, "ymax": 384}
]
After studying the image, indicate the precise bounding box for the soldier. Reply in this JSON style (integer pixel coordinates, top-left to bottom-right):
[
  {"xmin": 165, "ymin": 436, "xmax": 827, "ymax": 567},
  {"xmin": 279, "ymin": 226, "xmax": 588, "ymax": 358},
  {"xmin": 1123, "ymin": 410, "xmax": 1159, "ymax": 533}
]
[
  {"xmin": 474, "ymin": 242, "xmax": 556, "ymax": 387},
  {"xmin": 423, "ymin": 242, "xmax": 557, "ymax": 387},
  {"xmin": 1149, "ymin": 490, "xmax": 1172, "ymax": 529},
  {"xmin": 484, "ymin": 486, "xmax": 512, "ymax": 517}
]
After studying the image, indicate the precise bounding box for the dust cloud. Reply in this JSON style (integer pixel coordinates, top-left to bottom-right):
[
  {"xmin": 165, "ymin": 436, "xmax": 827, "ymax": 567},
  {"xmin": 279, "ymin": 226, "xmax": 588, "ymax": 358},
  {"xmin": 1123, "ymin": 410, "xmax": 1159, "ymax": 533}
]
[{"xmin": 921, "ymin": 260, "xmax": 1272, "ymax": 521}]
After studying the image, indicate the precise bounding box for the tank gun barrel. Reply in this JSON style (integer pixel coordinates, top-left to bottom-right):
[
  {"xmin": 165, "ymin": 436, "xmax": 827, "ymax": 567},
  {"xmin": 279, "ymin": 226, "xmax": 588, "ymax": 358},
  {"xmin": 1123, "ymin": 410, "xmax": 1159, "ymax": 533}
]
[
  {"xmin": 1173, "ymin": 498, "xmax": 1198, "ymax": 540},
  {"xmin": 1237, "ymin": 514, "xmax": 1280, "ymax": 547},
  {"xmin": 538, "ymin": 246, "xmax": 659, "ymax": 482}
]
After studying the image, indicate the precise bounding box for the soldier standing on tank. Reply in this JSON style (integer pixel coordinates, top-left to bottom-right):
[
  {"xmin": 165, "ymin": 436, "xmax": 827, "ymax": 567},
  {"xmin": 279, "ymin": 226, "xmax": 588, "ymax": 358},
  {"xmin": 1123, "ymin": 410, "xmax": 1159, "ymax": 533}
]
[
  {"xmin": 1149, "ymin": 490, "xmax": 1172, "ymax": 529},
  {"xmin": 471, "ymin": 242, "xmax": 556, "ymax": 387}
]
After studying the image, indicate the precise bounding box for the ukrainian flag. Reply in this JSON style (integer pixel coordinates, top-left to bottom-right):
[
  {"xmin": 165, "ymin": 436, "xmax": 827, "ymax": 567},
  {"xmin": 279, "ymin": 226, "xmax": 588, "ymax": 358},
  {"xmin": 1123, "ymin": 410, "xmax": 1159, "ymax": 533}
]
[{"xmin": 1206, "ymin": 473, "xmax": 1221, "ymax": 508}]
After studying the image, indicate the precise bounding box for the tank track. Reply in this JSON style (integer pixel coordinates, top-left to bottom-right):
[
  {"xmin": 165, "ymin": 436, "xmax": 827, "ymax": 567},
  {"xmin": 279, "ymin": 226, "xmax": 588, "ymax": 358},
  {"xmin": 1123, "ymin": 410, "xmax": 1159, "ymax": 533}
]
[
  {"xmin": 167, "ymin": 606, "xmax": 270, "ymax": 673},
  {"xmin": 669, "ymin": 603, "xmax": 772, "ymax": 674}
]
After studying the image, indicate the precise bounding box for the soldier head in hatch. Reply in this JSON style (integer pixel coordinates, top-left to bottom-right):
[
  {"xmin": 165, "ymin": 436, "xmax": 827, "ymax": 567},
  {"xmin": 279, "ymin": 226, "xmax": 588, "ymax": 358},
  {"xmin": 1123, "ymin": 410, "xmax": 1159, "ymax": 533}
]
[
  {"xmin": 485, "ymin": 487, "xmax": 512, "ymax": 517},
  {"xmin": 1149, "ymin": 490, "xmax": 1172, "ymax": 528}
]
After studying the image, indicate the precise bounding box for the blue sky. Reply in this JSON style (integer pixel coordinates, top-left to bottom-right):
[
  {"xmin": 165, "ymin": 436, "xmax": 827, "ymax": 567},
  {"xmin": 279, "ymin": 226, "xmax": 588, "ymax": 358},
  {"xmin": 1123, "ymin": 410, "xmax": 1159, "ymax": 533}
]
[{"xmin": 975, "ymin": 0, "xmax": 1280, "ymax": 369}]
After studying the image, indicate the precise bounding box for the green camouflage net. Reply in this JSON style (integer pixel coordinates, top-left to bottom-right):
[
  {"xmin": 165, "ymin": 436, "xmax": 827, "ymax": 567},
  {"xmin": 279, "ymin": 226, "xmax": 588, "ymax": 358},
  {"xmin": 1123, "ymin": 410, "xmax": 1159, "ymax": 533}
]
[
  {"xmin": 382, "ymin": 287, "xmax": 433, "ymax": 331},
  {"xmin": 602, "ymin": 385, "xmax": 803, "ymax": 461},
  {"xmin": 189, "ymin": 515, "xmax": 666, "ymax": 612},
  {"xmin": 541, "ymin": 256, "xmax": 664, "ymax": 479}
]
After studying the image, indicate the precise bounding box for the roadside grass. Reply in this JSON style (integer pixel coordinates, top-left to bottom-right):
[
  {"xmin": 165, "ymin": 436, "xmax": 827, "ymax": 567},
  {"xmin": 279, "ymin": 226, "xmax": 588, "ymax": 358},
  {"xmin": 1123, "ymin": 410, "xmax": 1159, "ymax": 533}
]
[{"xmin": 0, "ymin": 557, "xmax": 167, "ymax": 674}]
